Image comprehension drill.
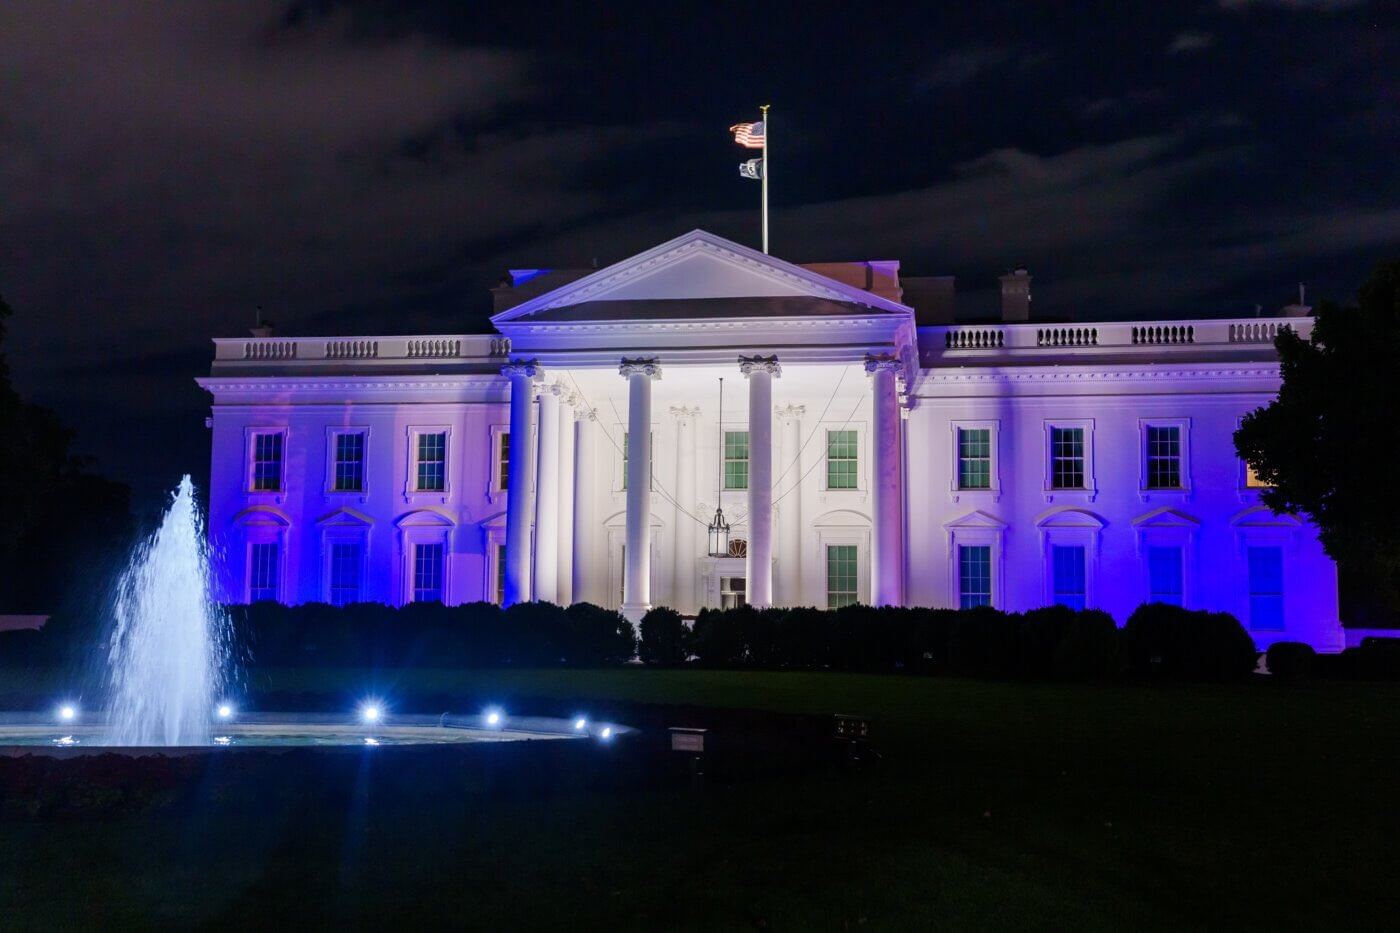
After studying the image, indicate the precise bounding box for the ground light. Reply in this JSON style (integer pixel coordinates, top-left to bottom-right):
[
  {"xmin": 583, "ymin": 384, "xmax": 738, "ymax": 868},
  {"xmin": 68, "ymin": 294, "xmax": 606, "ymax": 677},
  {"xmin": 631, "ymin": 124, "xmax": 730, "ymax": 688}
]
[
  {"xmin": 483, "ymin": 707, "xmax": 504, "ymax": 728},
  {"xmin": 573, "ymin": 716, "xmax": 588, "ymax": 731},
  {"xmin": 57, "ymin": 703, "xmax": 77, "ymax": 722},
  {"xmin": 360, "ymin": 702, "xmax": 382, "ymax": 724},
  {"xmin": 216, "ymin": 703, "xmax": 234, "ymax": 720},
  {"xmin": 599, "ymin": 726, "xmax": 613, "ymax": 741}
]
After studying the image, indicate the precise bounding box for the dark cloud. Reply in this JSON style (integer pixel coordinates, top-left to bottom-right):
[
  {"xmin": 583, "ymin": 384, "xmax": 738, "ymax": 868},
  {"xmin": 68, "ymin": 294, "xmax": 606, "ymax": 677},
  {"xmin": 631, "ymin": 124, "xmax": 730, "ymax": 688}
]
[{"xmin": 0, "ymin": 1, "xmax": 1395, "ymax": 505}]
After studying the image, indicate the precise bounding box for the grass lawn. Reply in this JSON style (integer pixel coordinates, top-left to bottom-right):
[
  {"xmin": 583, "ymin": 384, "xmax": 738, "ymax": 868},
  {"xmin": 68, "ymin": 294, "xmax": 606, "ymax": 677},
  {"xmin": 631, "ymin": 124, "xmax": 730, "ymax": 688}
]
[{"xmin": 3, "ymin": 667, "xmax": 1399, "ymax": 930}]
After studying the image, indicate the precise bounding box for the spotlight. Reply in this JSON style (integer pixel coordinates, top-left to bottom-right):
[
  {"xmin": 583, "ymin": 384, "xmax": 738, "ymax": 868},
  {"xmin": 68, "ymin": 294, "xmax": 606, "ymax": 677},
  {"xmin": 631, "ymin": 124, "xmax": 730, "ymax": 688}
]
[
  {"xmin": 483, "ymin": 707, "xmax": 504, "ymax": 728},
  {"xmin": 361, "ymin": 703, "xmax": 382, "ymax": 724},
  {"xmin": 57, "ymin": 704, "xmax": 76, "ymax": 722},
  {"xmin": 599, "ymin": 726, "xmax": 613, "ymax": 741},
  {"xmin": 216, "ymin": 703, "xmax": 234, "ymax": 720},
  {"xmin": 573, "ymin": 717, "xmax": 588, "ymax": 731}
]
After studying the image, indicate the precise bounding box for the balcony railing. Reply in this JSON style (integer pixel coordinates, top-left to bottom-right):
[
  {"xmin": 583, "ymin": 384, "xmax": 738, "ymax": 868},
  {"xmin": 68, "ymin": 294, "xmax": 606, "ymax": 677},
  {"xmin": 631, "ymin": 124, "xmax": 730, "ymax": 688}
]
[
  {"xmin": 926, "ymin": 317, "xmax": 1309, "ymax": 360},
  {"xmin": 214, "ymin": 334, "xmax": 511, "ymax": 364}
]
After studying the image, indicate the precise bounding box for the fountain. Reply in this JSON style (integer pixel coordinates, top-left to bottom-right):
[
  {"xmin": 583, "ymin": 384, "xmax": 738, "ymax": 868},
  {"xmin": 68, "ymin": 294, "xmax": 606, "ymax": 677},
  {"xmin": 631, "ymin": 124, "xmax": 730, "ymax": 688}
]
[
  {"xmin": 106, "ymin": 475, "xmax": 228, "ymax": 746},
  {"xmin": 0, "ymin": 476, "xmax": 625, "ymax": 753}
]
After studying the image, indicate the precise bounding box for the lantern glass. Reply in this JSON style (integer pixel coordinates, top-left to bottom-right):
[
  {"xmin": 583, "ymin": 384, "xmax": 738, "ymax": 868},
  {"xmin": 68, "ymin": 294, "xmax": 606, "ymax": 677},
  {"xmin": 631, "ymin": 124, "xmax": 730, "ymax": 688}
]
[{"xmin": 707, "ymin": 508, "xmax": 730, "ymax": 558}]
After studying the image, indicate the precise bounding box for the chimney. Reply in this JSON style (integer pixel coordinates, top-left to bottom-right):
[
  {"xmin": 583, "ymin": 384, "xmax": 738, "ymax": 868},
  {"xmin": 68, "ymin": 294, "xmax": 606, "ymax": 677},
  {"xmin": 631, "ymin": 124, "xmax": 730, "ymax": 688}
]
[
  {"xmin": 250, "ymin": 305, "xmax": 274, "ymax": 338},
  {"xmin": 999, "ymin": 269, "xmax": 1031, "ymax": 322},
  {"xmin": 1279, "ymin": 282, "xmax": 1312, "ymax": 317}
]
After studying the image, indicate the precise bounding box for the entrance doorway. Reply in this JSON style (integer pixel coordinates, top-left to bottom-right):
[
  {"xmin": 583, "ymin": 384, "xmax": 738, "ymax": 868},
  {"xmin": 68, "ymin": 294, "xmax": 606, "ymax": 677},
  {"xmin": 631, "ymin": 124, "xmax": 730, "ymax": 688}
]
[{"xmin": 719, "ymin": 575, "xmax": 747, "ymax": 609}]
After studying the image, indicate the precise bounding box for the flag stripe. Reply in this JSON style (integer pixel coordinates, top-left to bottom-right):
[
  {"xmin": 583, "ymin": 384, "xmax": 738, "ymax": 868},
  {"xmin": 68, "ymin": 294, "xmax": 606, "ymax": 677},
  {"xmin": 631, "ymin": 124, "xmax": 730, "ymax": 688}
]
[{"xmin": 730, "ymin": 121, "xmax": 765, "ymax": 149}]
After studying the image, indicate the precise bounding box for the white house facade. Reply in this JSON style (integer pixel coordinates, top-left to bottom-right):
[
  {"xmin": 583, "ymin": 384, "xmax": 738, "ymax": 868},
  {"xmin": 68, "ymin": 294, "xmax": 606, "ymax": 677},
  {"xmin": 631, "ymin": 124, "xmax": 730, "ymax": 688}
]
[{"xmin": 198, "ymin": 229, "xmax": 1343, "ymax": 651}]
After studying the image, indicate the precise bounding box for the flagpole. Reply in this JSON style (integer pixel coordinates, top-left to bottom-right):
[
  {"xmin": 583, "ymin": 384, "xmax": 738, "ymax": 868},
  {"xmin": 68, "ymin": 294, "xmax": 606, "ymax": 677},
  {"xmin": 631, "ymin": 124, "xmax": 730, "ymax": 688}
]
[{"xmin": 760, "ymin": 104, "xmax": 770, "ymax": 254}]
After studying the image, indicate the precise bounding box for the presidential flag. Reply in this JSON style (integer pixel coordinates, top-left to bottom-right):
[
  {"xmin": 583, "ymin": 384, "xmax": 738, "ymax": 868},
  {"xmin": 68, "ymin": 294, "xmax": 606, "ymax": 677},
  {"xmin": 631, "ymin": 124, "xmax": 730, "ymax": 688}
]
[
  {"xmin": 739, "ymin": 158, "xmax": 764, "ymax": 180},
  {"xmin": 730, "ymin": 120, "xmax": 765, "ymax": 149}
]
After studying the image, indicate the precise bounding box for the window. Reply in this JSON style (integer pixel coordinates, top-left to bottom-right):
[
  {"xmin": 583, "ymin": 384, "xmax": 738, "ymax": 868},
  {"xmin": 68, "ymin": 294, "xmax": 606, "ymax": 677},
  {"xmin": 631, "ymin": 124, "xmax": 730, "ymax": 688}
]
[
  {"xmin": 827, "ymin": 545, "xmax": 858, "ymax": 609},
  {"xmin": 1051, "ymin": 545, "xmax": 1086, "ymax": 610},
  {"xmin": 332, "ymin": 432, "xmax": 365, "ymax": 492},
  {"xmin": 495, "ymin": 543, "xmax": 507, "ymax": 605},
  {"xmin": 328, "ymin": 541, "xmax": 362, "ymax": 606},
  {"xmin": 497, "ymin": 432, "xmax": 511, "ymax": 491},
  {"xmin": 413, "ymin": 542, "xmax": 445, "ymax": 603},
  {"xmin": 958, "ymin": 545, "xmax": 992, "ymax": 609},
  {"xmin": 249, "ymin": 541, "xmax": 279, "ymax": 602},
  {"xmin": 723, "ymin": 430, "xmax": 749, "ymax": 490},
  {"xmin": 1050, "ymin": 427, "xmax": 1086, "ymax": 490},
  {"xmin": 415, "ymin": 432, "xmax": 447, "ymax": 492},
  {"xmin": 622, "ymin": 432, "xmax": 653, "ymax": 490},
  {"xmin": 1147, "ymin": 545, "xmax": 1184, "ymax": 606},
  {"xmin": 957, "ymin": 428, "xmax": 991, "ymax": 490},
  {"xmin": 1145, "ymin": 425, "xmax": 1183, "ymax": 489},
  {"xmin": 251, "ymin": 433, "xmax": 283, "ymax": 492},
  {"xmin": 1245, "ymin": 464, "xmax": 1270, "ymax": 489},
  {"xmin": 1247, "ymin": 546, "xmax": 1284, "ymax": 631},
  {"xmin": 721, "ymin": 576, "xmax": 748, "ymax": 610},
  {"xmin": 826, "ymin": 430, "xmax": 858, "ymax": 489}
]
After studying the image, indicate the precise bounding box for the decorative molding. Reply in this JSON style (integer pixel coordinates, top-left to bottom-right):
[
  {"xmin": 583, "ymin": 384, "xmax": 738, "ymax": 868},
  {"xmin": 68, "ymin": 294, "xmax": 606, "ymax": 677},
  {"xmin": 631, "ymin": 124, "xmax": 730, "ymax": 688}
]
[
  {"xmin": 670, "ymin": 405, "xmax": 702, "ymax": 419},
  {"xmin": 776, "ymin": 403, "xmax": 805, "ymax": 420},
  {"xmin": 864, "ymin": 352, "xmax": 902, "ymax": 377},
  {"xmin": 501, "ymin": 358, "xmax": 543, "ymax": 381},
  {"xmin": 739, "ymin": 354, "xmax": 781, "ymax": 377}
]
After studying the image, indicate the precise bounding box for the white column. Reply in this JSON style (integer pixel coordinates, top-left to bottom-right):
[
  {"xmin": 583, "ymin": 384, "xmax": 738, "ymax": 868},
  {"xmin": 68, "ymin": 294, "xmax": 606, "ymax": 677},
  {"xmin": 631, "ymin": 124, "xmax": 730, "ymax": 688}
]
[
  {"xmin": 671, "ymin": 405, "xmax": 700, "ymax": 614},
  {"xmin": 572, "ymin": 407, "xmax": 598, "ymax": 605},
  {"xmin": 532, "ymin": 383, "xmax": 562, "ymax": 603},
  {"xmin": 620, "ymin": 358, "xmax": 660, "ymax": 623},
  {"xmin": 776, "ymin": 404, "xmax": 804, "ymax": 606},
  {"xmin": 556, "ymin": 389, "xmax": 578, "ymax": 605},
  {"xmin": 867, "ymin": 354, "xmax": 904, "ymax": 606},
  {"xmin": 741, "ymin": 355, "xmax": 779, "ymax": 608},
  {"xmin": 502, "ymin": 359, "xmax": 541, "ymax": 606}
]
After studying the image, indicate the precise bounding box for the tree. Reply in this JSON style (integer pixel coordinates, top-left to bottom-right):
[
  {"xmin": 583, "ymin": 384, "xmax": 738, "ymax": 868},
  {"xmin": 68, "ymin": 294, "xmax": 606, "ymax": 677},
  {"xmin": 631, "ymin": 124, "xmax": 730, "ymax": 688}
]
[
  {"xmin": 1235, "ymin": 261, "xmax": 1400, "ymax": 616},
  {"xmin": 0, "ymin": 291, "xmax": 132, "ymax": 611}
]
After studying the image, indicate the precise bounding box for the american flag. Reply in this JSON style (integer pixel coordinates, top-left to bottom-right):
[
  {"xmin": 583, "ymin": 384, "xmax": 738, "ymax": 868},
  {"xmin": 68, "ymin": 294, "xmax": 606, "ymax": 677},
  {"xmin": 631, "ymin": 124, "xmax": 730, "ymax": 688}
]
[{"xmin": 730, "ymin": 120, "xmax": 765, "ymax": 149}]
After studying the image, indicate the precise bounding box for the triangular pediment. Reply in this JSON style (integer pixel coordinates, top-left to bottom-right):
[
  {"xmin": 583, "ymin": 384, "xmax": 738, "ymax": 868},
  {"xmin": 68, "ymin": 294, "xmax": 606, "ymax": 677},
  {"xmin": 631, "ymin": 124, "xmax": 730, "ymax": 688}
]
[
  {"xmin": 944, "ymin": 509, "xmax": 1008, "ymax": 530},
  {"xmin": 492, "ymin": 229, "xmax": 911, "ymax": 325},
  {"xmin": 1132, "ymin": 507, "xmax": 1200, "ymax": 528},
  {"xmin": 316, "ymin": 507, "xmax": 374, "ymax": 528}
]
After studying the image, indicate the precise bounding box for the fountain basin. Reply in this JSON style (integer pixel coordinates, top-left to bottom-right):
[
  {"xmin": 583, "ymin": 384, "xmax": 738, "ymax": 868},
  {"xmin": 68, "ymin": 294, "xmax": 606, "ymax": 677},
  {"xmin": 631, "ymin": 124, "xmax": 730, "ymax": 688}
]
[{"xmin": 0, "ymin": 712, "xmax": 628, "ymax": 757}]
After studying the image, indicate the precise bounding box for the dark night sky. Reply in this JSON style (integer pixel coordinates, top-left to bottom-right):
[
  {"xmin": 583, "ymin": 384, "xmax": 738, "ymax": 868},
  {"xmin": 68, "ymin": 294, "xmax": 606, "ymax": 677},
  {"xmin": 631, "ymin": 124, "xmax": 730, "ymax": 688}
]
[{"xmin": 0, "ymin": 0, "xmax": 1396, "ymax": 509}]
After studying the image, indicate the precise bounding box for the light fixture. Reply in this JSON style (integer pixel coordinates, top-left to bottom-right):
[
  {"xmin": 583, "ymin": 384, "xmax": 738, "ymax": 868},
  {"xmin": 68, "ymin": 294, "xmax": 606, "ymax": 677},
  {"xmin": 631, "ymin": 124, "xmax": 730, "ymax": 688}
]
[
  {"xmin": 484, "ymin": 708, "xmax": 504, "ymax": 728},
  {"xmin": 57, "ymin": 704, "xmax": 77, "ymax": 722},
  {"xmin": 574, "ymin": 717, "xmax": 588, "ymax": 731},
  {"xmin": 360, "ymin": 703, "xmax": 382, "ymax": 724},
  {"xmin": 216, "ymin": 703, "xmax": 233, "ymax": 720},
  {"xmin": 599, "ymin": 726, "xmax": 614, "ymax": 741},
  {"xmin": 707, "ymin": 376, "xmax": 731, "ymax": 558}
]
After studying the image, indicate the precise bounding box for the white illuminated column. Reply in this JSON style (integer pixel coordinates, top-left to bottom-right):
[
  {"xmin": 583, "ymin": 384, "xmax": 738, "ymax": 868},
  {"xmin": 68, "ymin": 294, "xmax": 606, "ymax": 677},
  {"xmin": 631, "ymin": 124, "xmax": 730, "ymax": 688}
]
[
  {"xmin": 556, "ymin": 389, "xmax": 578, "ymax": 605},
  {"xmin": 502, "ymin": 359, "xmax": 542, "ymax": 606},
  {"xmin": 620, "ymin": 358, "xmax": 660, "ymax": 622},
  {"xmin": 671, "ymin": 405, "xmax": 700, "ymax": 614},
  {"xmin": 533, "ymin": 383, "xmax": 562, "ymax": 603},
  {"xmin": 741, "ymin": 355, "xmax": 780, "ymax": 608},
  {"xmin": 776, "ymin": 403, "xmax": 804, "ymax": 605},
  {"xmin": 867, "ymin": 354, "xmax": 903, "ymax": 606},
  {"xmin": 572, "ymin": 407, "xmax": 597, "ymax": 605}
]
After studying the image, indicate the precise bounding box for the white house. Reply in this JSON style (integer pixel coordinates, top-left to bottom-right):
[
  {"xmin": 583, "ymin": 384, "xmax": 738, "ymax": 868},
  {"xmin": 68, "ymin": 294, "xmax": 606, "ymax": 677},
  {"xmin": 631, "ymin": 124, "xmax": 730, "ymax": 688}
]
[{"xmin": 198, "ymin": 229, "xmax": 1342, "ymax": 650}]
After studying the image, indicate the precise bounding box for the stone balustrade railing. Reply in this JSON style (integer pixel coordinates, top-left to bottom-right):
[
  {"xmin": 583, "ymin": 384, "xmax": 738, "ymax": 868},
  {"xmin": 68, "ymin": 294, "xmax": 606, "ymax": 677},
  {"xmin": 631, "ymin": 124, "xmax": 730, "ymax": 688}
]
[
  {"xmin": 925, "ymin": 317, "xmax": 1309, "ymax": 359},
  {"xmin": 215, "ymin": 334, "xmax": 510, "ymax": 363}
]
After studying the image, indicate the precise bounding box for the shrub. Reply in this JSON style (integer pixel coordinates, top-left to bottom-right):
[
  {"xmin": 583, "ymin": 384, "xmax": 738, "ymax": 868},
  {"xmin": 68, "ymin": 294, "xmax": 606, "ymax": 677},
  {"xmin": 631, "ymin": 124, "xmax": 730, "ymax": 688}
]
[
  {"xmin": 563, "ymin": 602, "xmax": 636, "ymax": 666},
  {"xmin": 775, "ymin": 607, "xmax": 829, "ymax": 669},
  {"xmin": 904, "ymin": 608, "xmax": 957, "ymax": 674},
  {"xmin": 1051, "ymin": 609, "xmax": 1120, "ymax": 679},
  {"xmin": 690, "ymin": 607, "xmax": 746, "ymax": 667},
  {"xmin": 1351, "ymin": 638, "xmax": 1400, "ymax": 680},
  {"xmin": 639, "ymin": 607, "xmax": 688, "ymax": 666},
  {"xmin": 1265, "ymin": 641, "xmax": 1316, "ymax": 681},
  {"xmin": 1121, "ymin": 603, "xmax": 1256, "ymax": 680},
  {"xmin": 948, "ymin": 606, "xmax": 1021, "ymax": 676},
  {"xmin": 502, "ymin": 601, "xmax": 568, "ymax": 665}
]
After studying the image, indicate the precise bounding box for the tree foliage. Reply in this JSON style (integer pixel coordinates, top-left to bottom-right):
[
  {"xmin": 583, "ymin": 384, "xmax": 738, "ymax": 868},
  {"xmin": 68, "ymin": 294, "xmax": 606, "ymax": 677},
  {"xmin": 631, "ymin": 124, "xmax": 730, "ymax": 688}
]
[{"xmin": 1235, "ymin": 261, "xmax": 1400, "ymax": 610}]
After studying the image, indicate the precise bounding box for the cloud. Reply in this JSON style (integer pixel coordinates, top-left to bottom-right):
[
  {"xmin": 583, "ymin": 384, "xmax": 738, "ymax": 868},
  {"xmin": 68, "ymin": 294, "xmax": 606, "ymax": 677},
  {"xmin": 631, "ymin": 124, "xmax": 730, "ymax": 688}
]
[
  {"xmin": 1168, "ymin": 32, "xmax": 1217, "ymax": 54},
  {"xmin": 917, "ymin": 46, "xmax": 1011, "ymax": 89}
]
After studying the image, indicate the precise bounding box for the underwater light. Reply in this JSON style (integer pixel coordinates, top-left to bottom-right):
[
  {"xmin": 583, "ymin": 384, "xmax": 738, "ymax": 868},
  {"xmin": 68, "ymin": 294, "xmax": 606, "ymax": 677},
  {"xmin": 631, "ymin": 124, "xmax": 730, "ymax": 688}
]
[
  {"xmin": 360, "ymin": 703, "xmax": 382, "ymax": 724},
  {"xmin": 599, "ymin": 726, "xmax": 613, "ymax": 741},
  {"xmin": 216, "ymin": 703, "xmax": 234, "ymax": 720},
  {"xmin": 483, "ymin": 707, "xmax": 504, "ymax": 728},
  {"xmin": 574, "ymin": 717, "xmax": 588, "ymax": 731},
  {"xmin": 57, "ymin": 704, "xmax": 76, "ymax": 722}
]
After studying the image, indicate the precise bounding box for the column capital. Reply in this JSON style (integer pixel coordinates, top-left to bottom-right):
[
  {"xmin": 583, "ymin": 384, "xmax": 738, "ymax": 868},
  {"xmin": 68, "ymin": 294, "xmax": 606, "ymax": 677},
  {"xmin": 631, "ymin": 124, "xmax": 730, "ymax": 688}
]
[
  {"xmin": 739, "ymin": 354, "xmax": 780, "ymax": 377},
  {"xmin": 864, "ymin": 353, "xmax": 902, "ymax": 377},
  {"xmin": 502, "ymin": 358, "xmax": 544, "ymax": 381},
  {"xmin": 670, "ymin": 405, "xmax": 702, "ymax": 420},
  {"xmin": 619, "ymin": 357, "xmax": 662, "ymax": 379},
  {"xmin": 776, "ymin": 403, "xmax": 805, "ymax": 420},
  {"xmin": 575, "ymin": 405, "xmax": 598, "ymax": 422},
  {"xmin": 535, "ymin": 381, "xmax": 566, "ymax": 400}
]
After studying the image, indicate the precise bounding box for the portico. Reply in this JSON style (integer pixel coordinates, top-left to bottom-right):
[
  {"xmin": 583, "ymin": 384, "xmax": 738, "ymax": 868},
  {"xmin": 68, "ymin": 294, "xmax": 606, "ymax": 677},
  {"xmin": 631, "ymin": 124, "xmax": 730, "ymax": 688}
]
[{"xmin": 492, "ymin": 229, "xmax": 915, "ymax": 621}]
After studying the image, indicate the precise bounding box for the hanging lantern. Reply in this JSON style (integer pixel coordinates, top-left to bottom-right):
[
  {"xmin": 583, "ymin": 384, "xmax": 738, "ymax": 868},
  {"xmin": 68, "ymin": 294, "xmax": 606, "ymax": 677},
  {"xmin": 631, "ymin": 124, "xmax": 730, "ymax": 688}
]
[{"xmin": 707, "ymin": 506, "xmax": 731, "ymax": 558}]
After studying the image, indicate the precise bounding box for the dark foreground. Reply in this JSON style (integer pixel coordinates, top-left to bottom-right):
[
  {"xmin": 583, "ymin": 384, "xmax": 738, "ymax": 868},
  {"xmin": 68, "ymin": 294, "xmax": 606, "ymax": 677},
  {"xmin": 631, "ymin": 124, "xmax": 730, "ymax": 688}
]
[{"xmin": 1, "ymin": 668, "xmax": 1398, "ymax": 930}]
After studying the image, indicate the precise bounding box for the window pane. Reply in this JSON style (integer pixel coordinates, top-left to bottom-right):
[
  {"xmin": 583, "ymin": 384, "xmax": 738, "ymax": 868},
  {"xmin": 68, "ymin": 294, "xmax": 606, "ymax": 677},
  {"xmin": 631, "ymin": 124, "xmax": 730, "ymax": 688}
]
[
  {"xmin": 959, "ymin": 545, "xmax": 992, "ymax": 609},
  {"xmin": 329, "ymin": 541, "xmax": 362, "ymax": 606},
  {"xmin": 252, "ymin": 433, "xmax": 283, "ymax": 491},
  {"xmin": 723, "ymin": 430, "xmax": 749, "ymax": 490},
  {"xmin": 495, "ymin": 543, "xmax": 507, "ymax": 604},
  {"xmin": 1051, "ymin": 544, "xmax": 1086, "ymax": 610},
  {"xmin": 827, "ymin": 544, "xmax": 858, "ymax": 609},
  {"xmin": 249, "ymin": 541, "xmax": 279, "ymax": 602},
  {"xmin": 416, "ymin": 432, "xmax": 446, "ymax": 491},
  {"xmin": 1146, "ymin": 426, "xmax": 1182, "ymax": 489},
  {"xmin": 957, "ymin": 428, "xmax": 991, "ymax": 490},
  {"xmin": 1147, "ymin": 545, "xmax": 1184, "ymax": 606},
  {"xmin": 333, "ymin": 432, "xmax": 365, "ymax": 492},
  {"xmin": 826, "ymin": 430, "xmax": 858, "ymax": 489},
  {"xmin": 413, "ymin": 542, "xmax": 444, "ymax": 603},
  {"xmin": 1050, "ymin": 427, "xmax": 1085, "ymax": 489},
  {"xmin": 1247, "ymin": 546, "xmax": 1284, "ymax": 630},
  {"xmin": 499, "ymin": 432, "xmax": 510, "ymax": 491}
]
